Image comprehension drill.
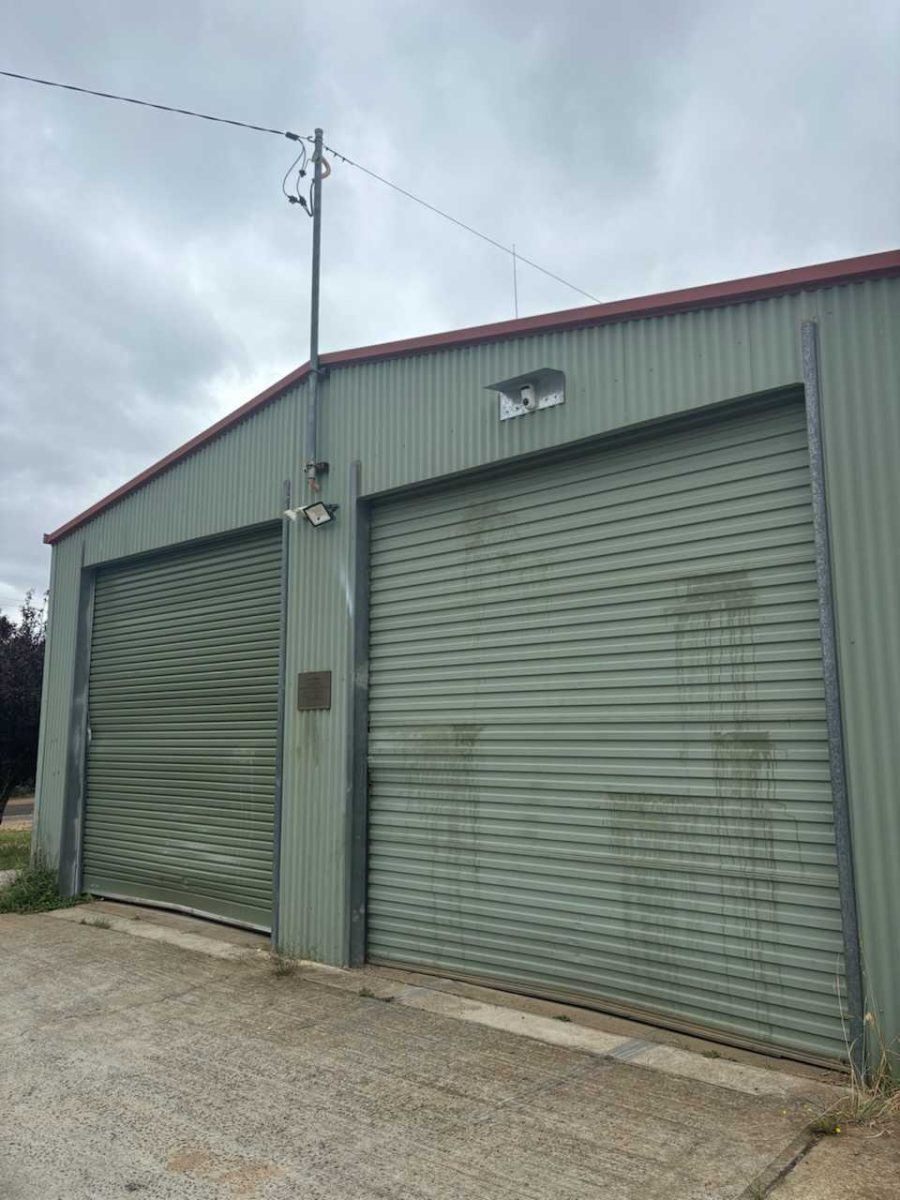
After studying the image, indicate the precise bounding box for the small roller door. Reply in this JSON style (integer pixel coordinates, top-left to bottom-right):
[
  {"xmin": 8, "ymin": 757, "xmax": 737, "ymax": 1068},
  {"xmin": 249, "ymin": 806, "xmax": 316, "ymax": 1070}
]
[
  {"xmin": 367, "ymin": 399, "xmax": 849, "ymax": 1062},
  {"xmin": 83, "ymin": 526, "xmax": 282, "ymax": 929}
]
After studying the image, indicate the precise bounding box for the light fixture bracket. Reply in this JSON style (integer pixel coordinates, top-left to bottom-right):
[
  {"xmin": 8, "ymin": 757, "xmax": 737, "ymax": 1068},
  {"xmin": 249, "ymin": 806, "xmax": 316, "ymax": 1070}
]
[
  {"xmin": 284, "ymin": 502, "xmax": 339, "ymax": 527},
  {"xmin": 486, "ymin": 368, "xmax": 566, "ymax": 421},
  {"xmin": 301, "ymin": 501, "xmax": 339, "ymax": 527}
]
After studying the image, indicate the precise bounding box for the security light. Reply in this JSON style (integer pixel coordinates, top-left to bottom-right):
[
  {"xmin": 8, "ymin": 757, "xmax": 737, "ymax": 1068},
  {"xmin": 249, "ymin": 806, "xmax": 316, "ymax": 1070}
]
[
  {"xmin": 283, "ymin": 502, "xmax": 339, "ymax": 525},
  {"xmin": 486, "ymin": 368, "xmax": 565, "ymax": 421},
  {"xmin": 299, "ymin": 501, "xmax": 339, "ymax": 527}
]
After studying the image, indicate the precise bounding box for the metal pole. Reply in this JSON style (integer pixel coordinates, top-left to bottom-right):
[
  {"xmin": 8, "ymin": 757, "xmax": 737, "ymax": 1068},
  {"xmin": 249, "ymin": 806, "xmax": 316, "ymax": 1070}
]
[
  {"xmin": 346, "ymin": 460, "xmax": 370, "ymax": 966},
  {"xmin": 306, "ymin": 127, "xmax": 324, "ymax": 491},
  {"xmin": 271, "ymin": 478, "xmax": 292, "ymax": 945}
]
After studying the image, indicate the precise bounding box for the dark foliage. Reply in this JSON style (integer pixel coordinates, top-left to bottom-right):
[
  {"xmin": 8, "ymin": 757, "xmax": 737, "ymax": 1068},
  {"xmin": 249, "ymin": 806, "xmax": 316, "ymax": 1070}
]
[{"xmin": 0, "ymin": 592, "xmax": 46, "ymax": 821}]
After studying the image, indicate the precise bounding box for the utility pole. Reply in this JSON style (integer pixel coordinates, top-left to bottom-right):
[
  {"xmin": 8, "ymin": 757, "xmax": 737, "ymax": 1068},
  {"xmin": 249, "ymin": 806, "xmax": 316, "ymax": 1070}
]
[{"xmin": 305, "ymin": 126, "xmax": 324, "ymax": 492}]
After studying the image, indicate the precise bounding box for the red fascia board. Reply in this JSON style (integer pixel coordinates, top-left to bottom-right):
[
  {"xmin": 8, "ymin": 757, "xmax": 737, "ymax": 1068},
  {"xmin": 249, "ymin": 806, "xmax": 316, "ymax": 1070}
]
[{"xmin": 44, "ymin": 249, "xmax": 900, "ymax": 544}]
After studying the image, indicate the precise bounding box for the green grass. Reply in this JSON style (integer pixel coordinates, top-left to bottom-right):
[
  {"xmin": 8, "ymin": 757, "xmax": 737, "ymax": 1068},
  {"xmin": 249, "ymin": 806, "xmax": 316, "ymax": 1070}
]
[
  {"xmin": 0, "ymin": 828, "xmax": 32, "ymax": 871},
  {"xmin": 0, "ymin": 859, "xmax": 82, "ymax": 915}
]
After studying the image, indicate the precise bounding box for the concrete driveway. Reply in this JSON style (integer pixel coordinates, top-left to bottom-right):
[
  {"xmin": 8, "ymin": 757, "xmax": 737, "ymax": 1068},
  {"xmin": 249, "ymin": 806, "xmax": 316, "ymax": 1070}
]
[{"xmin": 0, "ymin": 910, "xmax": 838, "ymax": 1200}]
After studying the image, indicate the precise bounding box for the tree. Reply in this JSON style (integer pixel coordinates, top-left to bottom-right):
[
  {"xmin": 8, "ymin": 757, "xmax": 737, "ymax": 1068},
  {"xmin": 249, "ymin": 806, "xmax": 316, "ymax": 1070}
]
[{"xmin": 0, "ymin": 592, "xmax": 46, "ymax": 823}]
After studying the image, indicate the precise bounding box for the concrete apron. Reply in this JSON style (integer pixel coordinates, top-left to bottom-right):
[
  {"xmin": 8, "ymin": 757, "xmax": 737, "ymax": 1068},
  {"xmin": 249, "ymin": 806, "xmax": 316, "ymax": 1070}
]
[
  {"xmin": 1, "ymin": 903, "xmax": 844, "ymax": 1200},
  {"xmin": 53, "ymin": 901, "xmax": 840, "ymax": 1102}
]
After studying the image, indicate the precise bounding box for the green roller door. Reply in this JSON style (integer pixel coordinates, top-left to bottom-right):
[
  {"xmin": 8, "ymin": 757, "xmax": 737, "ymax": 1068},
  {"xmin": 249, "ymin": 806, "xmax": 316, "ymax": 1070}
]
[
  {"xmin": 83, "ymin": 526, "xmax": 282, "ymax": 929},
  {"xmin": 367, "ymin": 398, "xmax": 849, "ymax": 1062}
]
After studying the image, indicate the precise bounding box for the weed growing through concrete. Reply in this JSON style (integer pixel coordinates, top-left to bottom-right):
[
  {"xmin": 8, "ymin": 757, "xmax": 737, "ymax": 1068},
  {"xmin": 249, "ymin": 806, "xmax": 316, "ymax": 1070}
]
[
  {"xmin": 358, "ymin": 986, "xmax": 394, "ymax": 1002},
  {"xmin": 0, "ymin": 859, "xmax": 81, "ymax": 915},
  {"xmin": 842, "ymin": 1019, "xmax": 899, "ymax": 1127},
  {"xmin": 808, "ymin": 1111, "xmax": 843, "ymax": 1136},
  {"xmin": 809, "ymin": 1010, "xmax": 898, "ymax": 1137},
  {"xmin": 554, "ymin": 1014, "xmax": 572, "ymax": 1023},
  {"xmin": 271, "ymin": 955, "xmax": 297, "ymax": 978}
]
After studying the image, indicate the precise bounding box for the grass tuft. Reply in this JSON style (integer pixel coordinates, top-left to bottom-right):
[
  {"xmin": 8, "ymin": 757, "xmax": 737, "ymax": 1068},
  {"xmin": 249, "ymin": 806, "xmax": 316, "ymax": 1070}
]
[
  {"xmin": 809, "ymin": 1011, "xmax": 898, "ymax": 1137},
  {"xmin": 271, "ymin": 954, "xmax": 297, "ymax": 978},
  {"xmin": 80, "ymin": 915, "xmax": 112, "ymax": 930},
  {"xmin": 808, "ymin": 1111, "xmax": 843, "ymax": 1136},
  {"xmin": 357, "ymin": 984, "xmax": 395, "ymax": 1002},
  {"xmin": 0, "ymin": 859, "xmax": 82, "ymax": 915}
]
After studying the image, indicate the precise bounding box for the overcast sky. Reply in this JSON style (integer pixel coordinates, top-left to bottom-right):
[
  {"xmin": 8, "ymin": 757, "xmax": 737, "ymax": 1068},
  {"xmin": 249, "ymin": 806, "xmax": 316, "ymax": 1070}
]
[{"xmin": 1, "ymin": 0, "xmax": 898, "ymax": 617}]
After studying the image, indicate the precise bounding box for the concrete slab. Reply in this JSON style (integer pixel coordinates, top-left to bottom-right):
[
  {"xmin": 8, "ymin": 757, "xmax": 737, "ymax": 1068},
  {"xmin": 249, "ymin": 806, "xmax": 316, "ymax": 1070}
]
[
  {"xmin": 56, "ymin": 902, "xmax": 836, "ymax": 1101},
  {"xmin": 55, "ymin": 904, "xmax": 266, "ymax": 962},
  {"xmin": 0, "ymin": 912, "xmax": 839, "ymax": 1200},
  {"xmin": 369, "ymin": 962, "xmax": 846, "ymax": 1089},
  {"xmin": 770, "ymin": 1121, "xmax": 900, "ymax": 1198},
  {"xmin": 71, "ymin": 899, "xmax": 271, "ymax": 952}
]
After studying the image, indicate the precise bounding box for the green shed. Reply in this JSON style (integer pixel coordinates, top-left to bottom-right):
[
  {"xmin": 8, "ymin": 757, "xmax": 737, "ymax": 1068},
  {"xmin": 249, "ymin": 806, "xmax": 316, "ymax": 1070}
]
[{"xmin": 33, "ymin": 250, "xmax": 900, "ymax": 1070}]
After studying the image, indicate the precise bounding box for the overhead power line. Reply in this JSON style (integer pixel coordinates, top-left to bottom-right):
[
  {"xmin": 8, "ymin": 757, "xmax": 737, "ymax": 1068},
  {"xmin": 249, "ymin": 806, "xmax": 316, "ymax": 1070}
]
[
  {"xmin": 0, "ymin": 68, "xmax": 600, "ymax": 304},
  {"xmin": 0, "ymin": 69, "xmax": 306, "ymax": 141},
  {"xmin": 323, "ymin": 145, "xmax": 599, "ymax": 302}
]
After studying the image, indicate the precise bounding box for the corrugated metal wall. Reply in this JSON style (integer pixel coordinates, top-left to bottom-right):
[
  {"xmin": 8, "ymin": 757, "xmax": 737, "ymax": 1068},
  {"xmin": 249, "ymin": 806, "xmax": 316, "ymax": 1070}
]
[
  {"xmin": 815, "ymin": 280, "xmax": 900, "ymax": 1054},
  {"xmin": 33, "ymin": 276, "xmax": 900, "ymax": 1051}
]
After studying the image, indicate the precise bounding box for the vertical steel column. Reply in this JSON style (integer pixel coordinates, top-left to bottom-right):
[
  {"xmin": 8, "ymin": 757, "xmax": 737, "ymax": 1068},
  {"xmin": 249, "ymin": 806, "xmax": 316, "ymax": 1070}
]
[
  {"xmin": 802, "ymin": 319, "xmax": 866, "ymax": 1077},
  {"xmin": 271, "ymin": 480, "xmax": 292, "ymax": 944},
  {"xmin": 345, "ymin": 461, "xmax": 370, "ymax": 966}
]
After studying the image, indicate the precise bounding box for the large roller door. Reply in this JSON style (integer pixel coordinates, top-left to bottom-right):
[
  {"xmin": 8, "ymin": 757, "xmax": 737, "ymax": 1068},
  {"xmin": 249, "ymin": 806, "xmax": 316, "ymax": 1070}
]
[
  {"xmin": 83, "ymin": 526, "xmax": 282, "ymax": 929},
  {"xmin": 367, "ymin": 398, "xmax": 849, "ymax": 1062}
]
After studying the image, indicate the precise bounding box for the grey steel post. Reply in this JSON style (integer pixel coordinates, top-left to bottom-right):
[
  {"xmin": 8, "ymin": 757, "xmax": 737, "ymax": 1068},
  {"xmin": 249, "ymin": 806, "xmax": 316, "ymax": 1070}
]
[
  {"xmin": 346, "ymin": 461, "xmax": 370, "ymax": 966},
  {"xmin": 801, "ymin": 319, "xmax": 866, "ymax": 1079},
  {"xmin": 305, "ymin": 127, "xmax": 324, "ymax": 491},
  {"xmin": 270, "ymin": 480, "xmax": 292, "ymax": 945}
]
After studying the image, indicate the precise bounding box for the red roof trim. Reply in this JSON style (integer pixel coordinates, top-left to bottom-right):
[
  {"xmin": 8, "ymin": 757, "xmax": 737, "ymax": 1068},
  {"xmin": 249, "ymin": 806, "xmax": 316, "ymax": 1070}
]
[{"xmin": 44, "ymin": 249, "xmax": 900, "ymax": 544}]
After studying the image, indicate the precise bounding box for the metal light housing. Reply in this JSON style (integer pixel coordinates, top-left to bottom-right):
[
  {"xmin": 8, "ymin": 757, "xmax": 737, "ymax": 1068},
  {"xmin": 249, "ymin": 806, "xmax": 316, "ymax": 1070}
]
[
  {"xmin": 486, "ymin": 368, "xmax": 565, "ymax": 421},
  {"xmin": 299, "ymin": 501, "xmax": 339, "ymax": 527}
]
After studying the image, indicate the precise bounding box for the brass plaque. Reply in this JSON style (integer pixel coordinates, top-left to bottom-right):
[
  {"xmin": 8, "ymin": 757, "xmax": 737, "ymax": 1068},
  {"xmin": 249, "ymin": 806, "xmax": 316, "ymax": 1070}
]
[{"xmin": 297, "ymin": 670, "xmax": 332, "ymax": 711}]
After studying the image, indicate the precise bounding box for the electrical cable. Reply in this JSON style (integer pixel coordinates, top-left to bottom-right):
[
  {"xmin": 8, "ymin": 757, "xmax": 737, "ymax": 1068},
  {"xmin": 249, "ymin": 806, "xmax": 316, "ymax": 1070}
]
[
  {"xmin": 282, "ymin": 141, "xmax": 311, "ymax": 214},
  {"xmin": 0, "ymin": 68, "xmax": 308, "ymax": 141},
  {"xmin": 323, "ymin": 144, "xmax": 600, "ymax": 303},
  {"xmin": 1, "ymin": 67, "xmax": 600, "ymax": 304}
]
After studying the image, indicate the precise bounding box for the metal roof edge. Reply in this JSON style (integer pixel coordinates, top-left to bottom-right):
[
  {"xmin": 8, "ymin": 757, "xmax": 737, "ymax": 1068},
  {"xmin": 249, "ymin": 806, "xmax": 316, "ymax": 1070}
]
[{"xmin": 44, "ymin": 248, "xmax": 900, "ymax": 544}]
